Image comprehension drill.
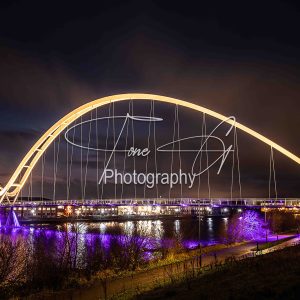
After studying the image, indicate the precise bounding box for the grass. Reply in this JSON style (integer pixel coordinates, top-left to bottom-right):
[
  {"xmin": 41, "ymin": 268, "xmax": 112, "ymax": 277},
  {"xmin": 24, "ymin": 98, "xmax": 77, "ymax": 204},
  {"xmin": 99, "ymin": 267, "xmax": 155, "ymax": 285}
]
[
  {"xmin": 136, "ymin": 244, "xmax": 300, "ymax": 300},
  {"xmin": 144, "ymin": 243, "xmax": 236, "ymax": 269},
  {"xmin": 250, "ymin": 236, "xmax": 295, "ymax": 251},
  {"xmin": 89, "ymin": 242, "xmax": 241, "ymax": 281}
]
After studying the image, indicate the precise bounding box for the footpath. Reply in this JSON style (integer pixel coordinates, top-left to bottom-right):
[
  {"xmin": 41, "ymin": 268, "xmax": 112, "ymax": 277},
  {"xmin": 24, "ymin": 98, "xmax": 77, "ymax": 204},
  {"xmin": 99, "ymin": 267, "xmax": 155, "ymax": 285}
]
[{"xmin": 28, "ymin": 235, "xmax": 300, "ymax": 300}]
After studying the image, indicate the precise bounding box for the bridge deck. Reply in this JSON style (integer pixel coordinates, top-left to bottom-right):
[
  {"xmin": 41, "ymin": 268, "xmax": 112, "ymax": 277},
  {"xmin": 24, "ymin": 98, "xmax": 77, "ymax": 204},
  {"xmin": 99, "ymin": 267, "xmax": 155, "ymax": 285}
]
[{"xmin": 1, "ymin": 198, "xmax": 300, "ymax": 208}]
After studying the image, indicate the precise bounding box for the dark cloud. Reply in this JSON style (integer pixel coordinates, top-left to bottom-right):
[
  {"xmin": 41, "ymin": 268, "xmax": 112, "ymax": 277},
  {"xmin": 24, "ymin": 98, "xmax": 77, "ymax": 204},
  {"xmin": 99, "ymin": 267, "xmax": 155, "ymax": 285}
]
[{"xmin": 0, "ymin": 47, "xmax": 96, "ymax": 113}]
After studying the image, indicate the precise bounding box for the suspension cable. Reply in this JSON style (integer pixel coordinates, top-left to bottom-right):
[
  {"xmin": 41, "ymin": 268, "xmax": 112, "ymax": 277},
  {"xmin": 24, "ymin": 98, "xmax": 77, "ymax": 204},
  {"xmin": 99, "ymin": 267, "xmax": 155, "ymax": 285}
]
[
  {"xmin": 121, "ymin": 101, "xmax": 130, "ymax": 200},
  {"xmin": 198, "ymin": 112, "xmax": 206, "ymax": 241},
  {"xmin": 20, "ymin": 176, "xmax": 23, "ymax": 201},
  {"xmin": 203, "ymin": 114, "xmax": 211, "ymax": 199},
  {"xmin": 197, "ymin": 113, "xmax": 205, "ymax": 199},
  {"xmin": 169, "ymin": 104, "xmax": 177, "ymax": 200},
  {"xmin": 83, "ymin": 110, "xmax": 92, "ymax": 200},
  {"xmin": 96, "ymin": 107, "xmax": 100, "ymax": 200},
  {"xmin": 113, "ymin": 101, "xmax": 117, "ymax": 199},
  {"xmin": 269, "ymin": 147, "xmax": 272, "ymax": 199},
  {"xmin": 41, "ymin": 151, "xmax": 45, "ymax": 200},
  {"xmin": 66, "ymin": 124, "xmax": 69, "ymax": 200},
  {"xmin": 144, "ymin": 100, "xmax": 153, "ymax": 199},
  {"xmin": 53, "ymin": 138, "xmax": 56, "ymax": 200},
  {"xmin": 80, "ymin": 115, "xmax": 83, "ymax": 200},
  {"xmin": 176, "ymin": 105, "xmax": 183, "ymax": 200},
  {"xmin": 235, "ymin": 129, "xmax": 242, "ymax": 198},
  {"xmin": 101, "ymin": 101, "xmax": 111, "ymax": 199},
  {"xmin": 230, "ymin": 126, "xmax": 236, "ymax": 199},
  {"xmin": 272, "ymin": 147, "xmax": 278, "ymax": 199},
  {"xmin": 53, "ymin": 134, "xmax": 61, "ymax": 201},
  {"xmin": 153, "ymin": 100, "xmax": 159, "ymax": 199},
  {"xmin": 67, "ymin": 119, "xmax": 76, "ymax": 201},
  {"xmin": 131, "ymin": 100, "xmax": 137, "ymax": 200},
  {"xmin": 30, "ymin": 171, "xmax": 33, "ymax": 201},
  {"xmin": 269, "ymin": 146, "xmax": 277, "ymax": 199}
]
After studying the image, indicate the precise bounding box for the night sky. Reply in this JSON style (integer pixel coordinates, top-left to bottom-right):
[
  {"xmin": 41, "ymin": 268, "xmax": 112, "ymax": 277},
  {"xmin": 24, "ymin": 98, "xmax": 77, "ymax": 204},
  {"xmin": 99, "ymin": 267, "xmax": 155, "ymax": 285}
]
[{"xmin": 1, "ymin": 0, "xmax": 300, "ymax": 199}]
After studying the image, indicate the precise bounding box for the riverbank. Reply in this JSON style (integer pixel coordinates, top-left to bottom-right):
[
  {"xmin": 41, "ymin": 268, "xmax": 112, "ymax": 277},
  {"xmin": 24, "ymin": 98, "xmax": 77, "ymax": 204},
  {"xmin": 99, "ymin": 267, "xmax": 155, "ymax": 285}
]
[
  {"xmin": 23, "ymin": 235, "xmax": 298, "ymax": 300},
  {"xmin": 21, "ymin": 241, "xmax": 234, "ymax": 299},
  {"xmin": 1, "ymin": 211, "xmax": 297, "ymax": 300}
]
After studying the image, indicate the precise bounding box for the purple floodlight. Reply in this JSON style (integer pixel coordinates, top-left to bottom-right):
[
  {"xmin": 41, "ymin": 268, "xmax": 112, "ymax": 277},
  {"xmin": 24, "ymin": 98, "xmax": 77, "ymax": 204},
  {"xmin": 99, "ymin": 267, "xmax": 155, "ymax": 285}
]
[{"xmin": 5, "ymin": 208, "xmax": 20, "ymax": 227}]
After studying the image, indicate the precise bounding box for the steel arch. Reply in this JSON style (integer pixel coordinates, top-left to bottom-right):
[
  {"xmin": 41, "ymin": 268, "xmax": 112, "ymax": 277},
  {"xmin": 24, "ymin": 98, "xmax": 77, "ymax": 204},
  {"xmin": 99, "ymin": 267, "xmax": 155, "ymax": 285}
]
[{"xmin": 1, "ymin": 93, "xmax": 299, "ymax": 203}]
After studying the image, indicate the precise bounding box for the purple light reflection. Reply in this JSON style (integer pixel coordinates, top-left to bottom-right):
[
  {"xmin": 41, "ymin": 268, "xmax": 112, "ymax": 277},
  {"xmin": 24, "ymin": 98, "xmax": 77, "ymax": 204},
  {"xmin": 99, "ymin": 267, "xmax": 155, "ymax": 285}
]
[{"xmin": 182, "ymin": 239, "xmax": 217, "ymax": 250}]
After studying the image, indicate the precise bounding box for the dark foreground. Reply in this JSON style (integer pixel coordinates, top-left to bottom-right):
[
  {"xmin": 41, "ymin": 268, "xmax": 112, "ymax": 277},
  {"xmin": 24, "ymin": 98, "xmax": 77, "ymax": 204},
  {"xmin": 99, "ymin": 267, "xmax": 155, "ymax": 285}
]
[{"xmin": 137, "ymin": 244, "xmax": 300, "ymax": 300}]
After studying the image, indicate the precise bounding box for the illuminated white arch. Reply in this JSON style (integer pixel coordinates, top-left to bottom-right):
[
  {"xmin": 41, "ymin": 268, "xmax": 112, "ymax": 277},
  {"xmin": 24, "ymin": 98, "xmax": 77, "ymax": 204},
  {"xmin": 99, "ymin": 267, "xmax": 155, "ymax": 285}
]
[{"xmin": 1, "ymin": 93, "xmax": 299, "ymax": 203}]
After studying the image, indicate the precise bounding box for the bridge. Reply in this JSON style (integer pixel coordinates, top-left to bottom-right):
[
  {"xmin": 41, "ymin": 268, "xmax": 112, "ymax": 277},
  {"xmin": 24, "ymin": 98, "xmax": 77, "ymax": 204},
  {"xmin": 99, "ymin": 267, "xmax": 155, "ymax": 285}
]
[{"xmin": 0, "ymin": 94, "xmax": 300, "ymax": 225}]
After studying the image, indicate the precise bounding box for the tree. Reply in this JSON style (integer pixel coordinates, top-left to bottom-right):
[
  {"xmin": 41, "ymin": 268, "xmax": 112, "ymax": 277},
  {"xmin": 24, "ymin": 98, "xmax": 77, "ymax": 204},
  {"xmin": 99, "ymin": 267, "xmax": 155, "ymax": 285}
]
[{"xmin": 227, "ymin": 211, "xmax": 266, "ymax": 243}]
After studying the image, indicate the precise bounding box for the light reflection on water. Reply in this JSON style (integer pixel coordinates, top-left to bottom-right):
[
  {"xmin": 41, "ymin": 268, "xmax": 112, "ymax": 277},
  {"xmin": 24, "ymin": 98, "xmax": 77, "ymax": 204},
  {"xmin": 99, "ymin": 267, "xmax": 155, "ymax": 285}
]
[
  {"xmin": 0, "ymin": 217, "xmax": 234, "ymax": 259},
  {"xmin": 94, "ymin": 217, "xmax": 221, "ymax": 244},
  {"xmin": 174, "ymin": 219, "xmax": 180, "ymax": 234},
  {"xmin": 1, "ymin": 210, "xmax": 279, "ymax": 258}
]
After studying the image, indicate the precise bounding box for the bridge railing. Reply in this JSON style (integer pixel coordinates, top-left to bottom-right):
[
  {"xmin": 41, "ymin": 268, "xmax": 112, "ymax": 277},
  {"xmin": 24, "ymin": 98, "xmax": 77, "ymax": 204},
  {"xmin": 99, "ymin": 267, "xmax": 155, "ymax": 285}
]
[{"xmin": 2, "ymin": 197, "xmax": 300, "ymax": 207}]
